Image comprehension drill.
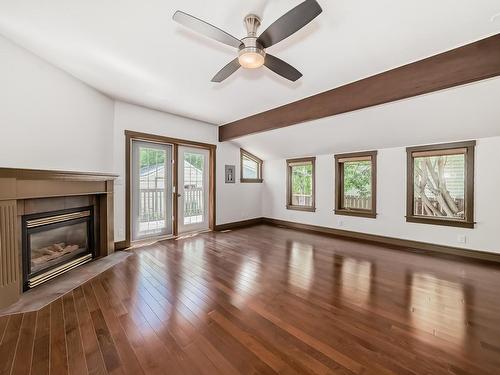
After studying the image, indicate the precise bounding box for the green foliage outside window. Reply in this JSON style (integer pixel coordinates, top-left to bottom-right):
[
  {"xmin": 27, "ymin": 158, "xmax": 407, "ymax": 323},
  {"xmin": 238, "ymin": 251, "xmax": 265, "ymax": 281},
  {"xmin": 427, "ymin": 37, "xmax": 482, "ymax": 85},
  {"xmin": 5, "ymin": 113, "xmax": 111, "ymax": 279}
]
[
  {"xmin": 343, "ymin": 161, "xmax": 372, "ymax": 198},
  {"xmin": 292, "ymin": 164, "xmax": 312, "ymax": 195},
  {"xmin": 185, "ymin": 153, "xmax": 204, "ymax": 170},
  {"xmin": 140, "ymin": 148, "xmax": 165, "ymax": 168}
]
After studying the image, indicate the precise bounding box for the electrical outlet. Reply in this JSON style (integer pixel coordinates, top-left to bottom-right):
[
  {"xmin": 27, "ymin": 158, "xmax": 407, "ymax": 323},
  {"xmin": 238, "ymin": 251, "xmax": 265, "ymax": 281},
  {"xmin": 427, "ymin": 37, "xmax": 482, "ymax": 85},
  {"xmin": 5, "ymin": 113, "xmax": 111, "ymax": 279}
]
[
  {"xmin": 118, "ymin": 228, "xmax": 124, "ymax": 237},
  {"xmin": 338, "ymin": 220, "xmax": 344, "ymax": 227},
  {"xmin": 457, "ymin": 235, "xmax": 467, "ymax": 244}
]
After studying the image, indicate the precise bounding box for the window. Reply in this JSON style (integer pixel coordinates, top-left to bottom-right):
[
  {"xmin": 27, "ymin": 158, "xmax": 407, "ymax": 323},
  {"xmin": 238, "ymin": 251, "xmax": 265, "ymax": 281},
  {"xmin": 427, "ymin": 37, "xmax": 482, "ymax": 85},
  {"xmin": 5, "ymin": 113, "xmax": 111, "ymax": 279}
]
[
  {"xmin": 240, "ymin": 149, "xmax": 263, "ymax": 183},
  {"xmin": 286, "ymin": 157, "xmax": 315, "ymax": 212},
  {"xmin": 335, "ymin": 151, "xmax": 377, "ymax": 218},
  {"xmin": 406, "ymin": 141, "xmax": 475, "ymax": 228}
]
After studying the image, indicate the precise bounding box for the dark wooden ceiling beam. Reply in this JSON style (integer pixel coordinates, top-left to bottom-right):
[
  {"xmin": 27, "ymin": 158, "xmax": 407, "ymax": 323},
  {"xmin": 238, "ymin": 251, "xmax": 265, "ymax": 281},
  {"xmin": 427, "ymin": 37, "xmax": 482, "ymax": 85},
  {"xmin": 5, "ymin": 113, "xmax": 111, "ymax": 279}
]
[{"xmin": 219, "ymin": 33, "xmax": 500, "ymax": 141}]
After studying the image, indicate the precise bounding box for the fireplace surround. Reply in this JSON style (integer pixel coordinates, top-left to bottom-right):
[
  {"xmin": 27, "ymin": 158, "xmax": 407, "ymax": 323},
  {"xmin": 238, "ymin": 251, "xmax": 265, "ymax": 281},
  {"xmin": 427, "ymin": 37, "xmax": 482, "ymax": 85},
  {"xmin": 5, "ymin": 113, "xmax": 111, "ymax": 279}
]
[
  {"xmin": 22, "ymin": 206, "xmax": 95, "ymax": 290},
  {"xmin": 0, "ymin": 167, "xmax": 117, "ymax": 309}
]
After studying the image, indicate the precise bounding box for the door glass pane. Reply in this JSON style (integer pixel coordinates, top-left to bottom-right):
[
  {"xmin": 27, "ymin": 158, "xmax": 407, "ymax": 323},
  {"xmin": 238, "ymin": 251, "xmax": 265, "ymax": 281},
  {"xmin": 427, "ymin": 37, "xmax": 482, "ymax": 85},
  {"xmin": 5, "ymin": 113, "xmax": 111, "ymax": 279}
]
[
  {"xmin": 342, "ymin": 160, "xmax": 372, "ymax": 210},
  {"xmin": 138, "ymin": 146, "xmax": 167, "ymax": 236},
  {"xmin": 291, "ymin": 163, "xmax": 313, "ymax": 207},
  {"xmin": 413, "ymin": 153, "xmax": 465, "ymax": 219},
  {"xmin": 184, "ymin": 152, "xmax": 205, "ymax": 225},
  {"xmin": 242, "ymin": 156, "xmax": 258, "ymax": 179}
]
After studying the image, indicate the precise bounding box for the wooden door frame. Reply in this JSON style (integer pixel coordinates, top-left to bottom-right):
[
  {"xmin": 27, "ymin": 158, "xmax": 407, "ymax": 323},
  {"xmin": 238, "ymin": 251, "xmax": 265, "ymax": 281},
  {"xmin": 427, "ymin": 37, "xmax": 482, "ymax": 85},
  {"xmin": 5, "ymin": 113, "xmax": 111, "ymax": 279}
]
[{"xmin": 124, "ymin": 130, "xmax": 217, "ymax": 247}]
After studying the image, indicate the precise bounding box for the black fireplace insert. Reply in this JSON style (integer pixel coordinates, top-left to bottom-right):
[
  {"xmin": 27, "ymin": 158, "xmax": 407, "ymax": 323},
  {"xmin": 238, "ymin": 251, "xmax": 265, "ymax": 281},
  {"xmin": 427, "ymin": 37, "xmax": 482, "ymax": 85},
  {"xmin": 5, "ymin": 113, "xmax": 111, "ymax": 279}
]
[{"xmin": 22, "ymin": 206, "xmax": 95, "ymax": 290}]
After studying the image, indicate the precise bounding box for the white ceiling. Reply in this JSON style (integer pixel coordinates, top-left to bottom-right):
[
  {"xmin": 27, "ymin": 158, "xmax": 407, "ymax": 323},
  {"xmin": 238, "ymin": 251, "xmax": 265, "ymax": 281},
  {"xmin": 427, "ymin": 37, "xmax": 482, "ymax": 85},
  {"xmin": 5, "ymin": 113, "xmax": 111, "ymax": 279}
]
[{"xmin": 0, "ymin": 0, "xmax": 498, "ymax": 125}]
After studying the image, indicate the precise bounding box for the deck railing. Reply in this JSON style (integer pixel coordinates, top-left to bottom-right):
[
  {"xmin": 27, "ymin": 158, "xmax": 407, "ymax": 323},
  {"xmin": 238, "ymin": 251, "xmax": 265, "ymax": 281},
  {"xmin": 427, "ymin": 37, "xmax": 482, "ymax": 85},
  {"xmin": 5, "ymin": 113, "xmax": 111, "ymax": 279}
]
[
  {"xmin": 139, "ymin": 188, "xmax": 165, "ymax": 222},
  {"xmin": 343, "ymin": 196, "xmax": 372, "ymax": 210},
  {"xmin": 184, "ymin": 187, "xmax": 204, "ymax": 218},
  {"xmin": 139, "ymin": 187, "xmax": 204, "ymax": 222}
]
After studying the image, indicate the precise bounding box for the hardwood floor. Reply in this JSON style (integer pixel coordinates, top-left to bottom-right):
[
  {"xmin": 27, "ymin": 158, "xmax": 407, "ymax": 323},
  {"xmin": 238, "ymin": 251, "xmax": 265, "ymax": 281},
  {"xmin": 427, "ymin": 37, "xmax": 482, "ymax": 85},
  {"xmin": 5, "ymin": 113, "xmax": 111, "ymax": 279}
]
[{"xmin": 1, "ymin": 224, "xmax": 500, "ymax": 374}]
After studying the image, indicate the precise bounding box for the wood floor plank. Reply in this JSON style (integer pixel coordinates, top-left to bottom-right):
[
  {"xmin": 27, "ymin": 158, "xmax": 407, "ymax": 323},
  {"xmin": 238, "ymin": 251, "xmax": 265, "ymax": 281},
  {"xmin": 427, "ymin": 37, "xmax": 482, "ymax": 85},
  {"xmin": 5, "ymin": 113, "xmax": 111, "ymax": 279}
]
[
  {"xmin": 192, "ymin": 334, "xmax": 241, "ymax": 375},
  {"xmin": 0, "ymin": 314, "xmax": 23, "ymax": 375},
  {"xmin": 208, "ymin": 310, "xmax": 293, "ymax": 374},
  {"xmin": 83, "ymin": 283, "xmax": 123, "ymax": 374},
  {"xmin": 11, "ymin": 311, "xmax": 37, "ymax": 375},
  {"xmin": 90, "ymin": 280, "xmax": 144, "ymax": 375},
  {"xmin": 73, "ymin": 287, "xmax": 107, "ymax": 375},
  {"xmin": 31, "ymin": 305, "xmax": 51, "ymax": 375},
  {"xmin": 0, "ymin": 315, "xmax": 9, "ymax": 345},
  {"xmin": 63, "ymin": 293, "xmax": 88, "ymax": 375},
  {"xmin": 50, "ymin": 298, "xmax": 69, "ymax": 375}
]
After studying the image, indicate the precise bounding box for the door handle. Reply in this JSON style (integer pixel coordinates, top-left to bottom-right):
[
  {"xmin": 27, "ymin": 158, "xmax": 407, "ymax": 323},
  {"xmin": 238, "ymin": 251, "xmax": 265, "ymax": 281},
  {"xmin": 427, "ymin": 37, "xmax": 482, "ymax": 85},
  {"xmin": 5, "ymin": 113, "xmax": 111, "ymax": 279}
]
[{"xmin": 176, "ymin": 193, "xmax": 181, "ymax": 197}]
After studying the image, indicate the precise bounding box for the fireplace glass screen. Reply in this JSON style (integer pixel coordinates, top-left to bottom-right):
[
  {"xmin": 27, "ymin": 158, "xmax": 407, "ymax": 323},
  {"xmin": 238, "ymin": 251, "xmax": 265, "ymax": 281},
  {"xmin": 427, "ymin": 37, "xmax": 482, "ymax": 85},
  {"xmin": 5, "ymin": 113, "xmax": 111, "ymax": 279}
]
[
  {"xmin": 30, "ymin": 221, "xmax": 88, "ymax": 274},
  {"xmin": 22, "ymin": 206, "xmax": 94, "ymax": 290}
]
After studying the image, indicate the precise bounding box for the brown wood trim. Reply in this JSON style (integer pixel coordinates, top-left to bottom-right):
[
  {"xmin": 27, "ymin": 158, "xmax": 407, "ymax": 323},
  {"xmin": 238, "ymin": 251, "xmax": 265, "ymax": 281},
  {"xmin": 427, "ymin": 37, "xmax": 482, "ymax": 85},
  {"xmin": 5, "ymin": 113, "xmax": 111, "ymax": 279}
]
[
  {"xmin": 125, "ymin": 130, "xmax": 217, "ymax": 150},
  {"xmin": 124, "ymin": 130, "xmax": 217, "ymax": 247},
  {"xmin": 334, "ymin": 151, "xmax": 377, "ymax": 219},
  {"xmin": 214, "ymin": 217, "xmax": 264, "ymax": 231},
  {"xmin": 405, "ymin": 216, "xmax": 475, "ymax": 229},
  {"xmin": 99, "ymin": 182, "xmax": 115, "ymax": 256},
  {"xmin": 219, "ymin": 33, "xmax": 500, "ymax": 141},
  {"xmin": 286, "ymin": 205, "xmax": 316, "ymax": 212},
  {"xmin": 173, "ymin": 144, "xmax": 179, "ymax": 236},
  {"xmin": 406, "ymin": 140, "xmax": 475, "ymax": 228},
  {"xmin": 0, "ymin": 200, "xmax": 20, "ymax": 309},
  {"xmin": 209, "ymin": 147, "xmax": 216, "ymax": 231},
  {"xmin": 240, "ymin": 149, "xmax": 263, "ymax": 183},
  {"xmin": 286, "ymin": 157, "xmax": 316, "ymax": 212},
  {"xmin": 241, "ymin": 178, "xmax": 264, "ymax": 183},
  {"xmin": 261, "ymin": 218, "xmax": 500, "ymax": 264},
  {"xmin": 125, "ymin": 132, "xmax": 132, "ymax": 248},
  {"xmin": 0, "ymin": 167, "xmax": 117, "ymax": 181},
  {"xmin": 114, "ymin": 240, "xmax": 129, "ymax": 251},
  {"xmin": 334, "ymin": 209, "xmax": 377, "ymax": 219}
]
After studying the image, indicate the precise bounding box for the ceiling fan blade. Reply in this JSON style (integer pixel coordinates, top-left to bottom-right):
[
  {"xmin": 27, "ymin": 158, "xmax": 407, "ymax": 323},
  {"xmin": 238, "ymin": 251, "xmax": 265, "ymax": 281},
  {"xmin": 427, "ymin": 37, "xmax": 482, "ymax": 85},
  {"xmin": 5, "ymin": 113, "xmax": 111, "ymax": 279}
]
[
  {"xmin": 211, "ymin": 58, "xmax": 241, "ymax": 82},
  {"xmin": 264, "ymin": 54, "xmax": 302, "ymax": 82},
  {"xmin": 257, "ymin": 0, "xmax": 322, "ymax": 48},
  {"xmin": 173, "ymin": 10, "xmax": 242, "ymax": 49}
]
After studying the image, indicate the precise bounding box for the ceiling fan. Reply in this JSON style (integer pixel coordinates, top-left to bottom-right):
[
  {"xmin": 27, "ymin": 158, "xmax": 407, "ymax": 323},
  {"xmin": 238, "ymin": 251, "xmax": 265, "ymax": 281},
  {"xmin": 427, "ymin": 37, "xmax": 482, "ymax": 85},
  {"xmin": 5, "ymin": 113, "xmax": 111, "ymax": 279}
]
[{"xmin": 173, "ymin": 0, "xmax": 322, "ymax": 82}]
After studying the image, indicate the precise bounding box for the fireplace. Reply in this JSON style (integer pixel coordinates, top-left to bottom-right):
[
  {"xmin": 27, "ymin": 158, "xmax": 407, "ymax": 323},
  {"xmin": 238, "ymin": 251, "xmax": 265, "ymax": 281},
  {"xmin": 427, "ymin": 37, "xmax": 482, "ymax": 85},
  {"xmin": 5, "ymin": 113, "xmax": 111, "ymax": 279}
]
[{"xmin": 22, "ymin": 206, "xmax": 95, "ymax": 290}]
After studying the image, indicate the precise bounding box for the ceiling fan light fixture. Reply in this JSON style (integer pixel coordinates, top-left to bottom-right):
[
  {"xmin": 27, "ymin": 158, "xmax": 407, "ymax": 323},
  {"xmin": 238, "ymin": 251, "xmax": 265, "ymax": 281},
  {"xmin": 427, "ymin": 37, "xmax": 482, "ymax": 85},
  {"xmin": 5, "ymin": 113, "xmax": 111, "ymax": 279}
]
[
  {"xmin": 173, "ymin": 0, "xmax": 323, "ymax": 81},
  {"xmin": 238, "ymin": 47, "xmax": 265, "ymax": 69}
]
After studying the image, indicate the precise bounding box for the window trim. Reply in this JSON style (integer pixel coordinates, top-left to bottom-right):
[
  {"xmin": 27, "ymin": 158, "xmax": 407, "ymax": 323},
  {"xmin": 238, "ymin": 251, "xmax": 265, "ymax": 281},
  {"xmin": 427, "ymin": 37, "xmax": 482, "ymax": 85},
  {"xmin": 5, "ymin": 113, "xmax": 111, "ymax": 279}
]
[
  {"xmin": 406, "ymin": 140, "xmax": 476, "ymax": 228},
  {"xmin": 240, "ymin": 149, "xmax": 263, "ymax": 183},
  {"xmin": 286, "ymin": 157, "xmax": 316, "ymax": 212},
  {"xmin": 334, "ymin": 151, "xmax": 377, "ymax": 219}
]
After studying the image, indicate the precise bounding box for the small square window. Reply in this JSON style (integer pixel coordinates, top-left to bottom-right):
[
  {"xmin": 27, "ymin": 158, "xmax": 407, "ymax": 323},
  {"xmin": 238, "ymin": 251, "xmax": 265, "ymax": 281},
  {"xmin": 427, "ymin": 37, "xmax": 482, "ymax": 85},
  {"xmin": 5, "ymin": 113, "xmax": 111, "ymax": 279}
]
[
  {"xmin": 287, "ymin": 157, "xmax": 315, "ymax": 212},
  {"xmin": 335, "ymin": 151, "xmax": 377, "ymax": 218},
  {"xmin": 240, "ymin": 149, "xmax": 263, "ymax": 182},
  {"xmin": 406, "ymin": 141, "xmax": 475, "ymax": 228}
]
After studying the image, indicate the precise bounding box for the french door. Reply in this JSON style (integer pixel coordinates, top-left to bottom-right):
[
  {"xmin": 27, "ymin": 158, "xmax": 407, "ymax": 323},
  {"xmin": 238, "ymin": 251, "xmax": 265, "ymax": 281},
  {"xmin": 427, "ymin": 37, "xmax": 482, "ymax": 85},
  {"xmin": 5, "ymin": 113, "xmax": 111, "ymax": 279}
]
[
  {"xmin": 178, "ymin": 146, "xmax": 209, "ymax": 234},
  {"xmin": 131, "ymin": 140, "xmax": 173, "ymax": 240}
]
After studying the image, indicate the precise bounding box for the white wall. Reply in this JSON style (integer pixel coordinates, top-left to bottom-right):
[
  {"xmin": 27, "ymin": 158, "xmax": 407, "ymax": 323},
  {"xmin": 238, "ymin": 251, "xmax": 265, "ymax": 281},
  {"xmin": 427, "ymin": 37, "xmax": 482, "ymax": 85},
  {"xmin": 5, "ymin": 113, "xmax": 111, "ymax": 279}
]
[
  {"xmin": 112, "ymin": 101, "xmax": 263, "ymax": 241},
  {"xmin": 263, "ymin": 136, "xmax": 500, "ymax": 253},
  {"xmin": 0, "ymin": 35, "xmax": 114, "ymax": 172},
  {"xmin": 215, "ymin": 141, "xmax": 263, "ymax": 225}
]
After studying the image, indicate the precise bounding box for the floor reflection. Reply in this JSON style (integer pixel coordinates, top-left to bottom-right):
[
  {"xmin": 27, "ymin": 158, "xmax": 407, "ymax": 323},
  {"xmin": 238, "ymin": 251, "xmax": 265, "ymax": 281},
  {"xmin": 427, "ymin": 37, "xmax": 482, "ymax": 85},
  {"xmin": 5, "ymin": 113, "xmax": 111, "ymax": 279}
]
[
  {"xmin": 178, "ymin": 238, "xmax": 210, "ymax": 319},
  {"xmin": 340, "ymin": 257, "xmax": 373, "ymax": 307},
  {"xmin": 232, "ymin": 258, "xmax": 261, "ymax": 306},
  {"xmin": 409, "ymin": 272, "xmax": 467, "ymax": 348},
  {"xmin": 287, "ymin": 241, "xmax": 314, "ymax": 292}
]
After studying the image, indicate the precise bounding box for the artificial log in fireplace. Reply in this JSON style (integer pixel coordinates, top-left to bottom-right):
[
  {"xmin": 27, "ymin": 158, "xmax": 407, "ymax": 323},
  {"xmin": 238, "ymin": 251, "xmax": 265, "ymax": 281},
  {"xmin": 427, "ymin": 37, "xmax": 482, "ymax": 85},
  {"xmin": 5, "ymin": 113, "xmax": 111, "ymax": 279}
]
[{"xmin": 22, "ymin": 206, "xmax": 95, "ymax": 290}]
